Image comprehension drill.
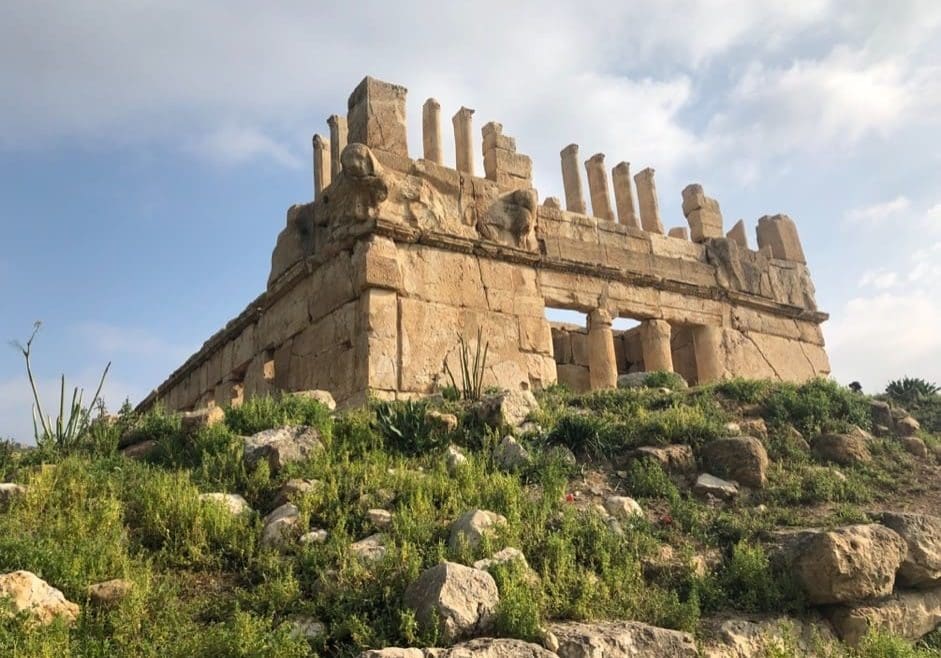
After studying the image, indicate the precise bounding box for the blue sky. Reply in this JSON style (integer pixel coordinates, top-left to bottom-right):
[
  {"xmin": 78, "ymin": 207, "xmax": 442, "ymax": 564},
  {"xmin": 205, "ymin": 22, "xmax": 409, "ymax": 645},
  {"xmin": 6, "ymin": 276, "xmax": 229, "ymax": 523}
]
[{"xmin": 1, "ymin": 1, "xmax": 940, "ymax": 442}]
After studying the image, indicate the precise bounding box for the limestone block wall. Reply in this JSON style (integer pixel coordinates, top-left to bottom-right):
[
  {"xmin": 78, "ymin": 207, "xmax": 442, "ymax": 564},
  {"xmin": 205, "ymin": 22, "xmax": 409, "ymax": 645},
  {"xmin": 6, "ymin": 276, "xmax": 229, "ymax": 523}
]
[{"xmin": 140, "ymin": 75, "xmax": 832, "ymax": 413}]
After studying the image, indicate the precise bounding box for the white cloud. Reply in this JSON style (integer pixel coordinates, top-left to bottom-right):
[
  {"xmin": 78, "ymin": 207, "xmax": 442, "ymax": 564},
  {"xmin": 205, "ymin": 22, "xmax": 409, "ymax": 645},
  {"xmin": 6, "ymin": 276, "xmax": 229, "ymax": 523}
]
[
  {"xmin": 844, "ymin": 195, "xmax": 911, "ymax": 228},
  {"xmin": 708, "ymin": 45, "xmax": 929, "ymax": 161},
  {"xmin": 189, "ymin": 124, "xmax": 302, "ymax": 169},
  {"xmin": 858, "ymin": 268, "xmax": 899, "ymax": 290}
]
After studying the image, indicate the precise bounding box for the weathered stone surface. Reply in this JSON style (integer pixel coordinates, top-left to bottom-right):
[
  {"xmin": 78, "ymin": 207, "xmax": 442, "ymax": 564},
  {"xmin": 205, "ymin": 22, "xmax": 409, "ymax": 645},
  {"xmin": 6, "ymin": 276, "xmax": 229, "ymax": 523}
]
[
  {"xmin": 473, "ymin": 547, "xmax": 529, "ymax": 573},
  {"xmin": 427, "ymin": 410, "xmax": 459, "ymax": 433},
  {"xmin": 699, "ymin": 437, "xmax": 769, "ymax": 489},
  {"xmin": 474, "ymin": 390, "xmax": 539, "ymax": 428},
  {"xmin": 351, "ymin": 533, "xmax": 387, "ymax": 562},
  {"xmin": 0, "ymin": 483, "xmax": 27, "ymax": 505},
  {"xmin": 901, "ymin": 436, "xmax": 929, "ymax": 459},
  {"xmin": 603, "ymin": 495, "xmax": 644, "ymax": 521},
  {"xmin": 812, "ymin": 432, "xmax": 871, "ymax": 466},
  {"xmin": 450, "ymin": 510, "xmax": 507, "ymax": 551},
  {"xmin": 367, "ymin": 508, "xmax": 393, "ymax": 530},
  {"xmin": 493, "ymin": 436, "xmax": 531, "ymax": 471},
  {"xmin": 404, "ymin": 562, "xmax": 499, "ymax": 643},
  {"xmin": 702, "ymin": 615, "xmax": 837, "ymax": 658},
  {"xmin": 120, "ymin": 439, "xmax": 158, "ymax": 460},
  {"xmin": 446, "ymin": 445, "xmax": 468, "ymax": 473},
  {"xmin": 550, "ymin": 620, "xmax": 698, "ymax": 657},
  {"xmin": 273, "ymin": 478, "xmax": 319, "ymax": 507},
  {"xmin": 87, "ymin": 579, "xmax": 134, "ymax": 608},
  {"xmin": 243, "ymin": 426, "xmax": 324, "ymax": 473},
  {"xmin": 630, "ymin": 444, "xmax": 696, "ymax": 476},
  {"xmin": 694, "ymin": 473, "xmax": 739, "ymax": 500},
  {"xmin": 756, "ymin": 214, "xmax": 805, "ymax": 263},
  {"xmin": 180, "ymin": 406, "xmax": 225, "ymax": 433},
  {"xmin": 0, "ymin": 571, "xmax": 79, "ymax": 624},
  {"xmin": 830, "ymin": 586, "xmax": 941, "ymax": 645},
  {"xmin": 870, "ymin": 400, "xmax": 894, "ymax": 430},
  {"xmin": 199, "ymin": 493, "xmax": 252, "ymax": 516},
  {"xmin": 261, "ymin": 503, "xmax": 300, "ymax": 548},
  {"xmin": 788, "ymin": 524, "xmax": 906, "ymax": 604},
  {"xmin": 289, "ymin": 389, "xmax": 337, "ymax": 410},
  {"xmin": 441, "ymin": 638, "xmax": 557, "ymax": 657},
  {"xmin": 348, "ymin": 76, "xmax": 408, "ymax": 157},
  {"xmin": 879, "ymin": 512, "xmax": 941, "ymax": 587},
  {"xmin": 897, "ymin": 416, "xmax": 921, "ymax": 437},
  {"xmin": 358, "ymin": 650, "xmax": 426, "ymax": 658}
]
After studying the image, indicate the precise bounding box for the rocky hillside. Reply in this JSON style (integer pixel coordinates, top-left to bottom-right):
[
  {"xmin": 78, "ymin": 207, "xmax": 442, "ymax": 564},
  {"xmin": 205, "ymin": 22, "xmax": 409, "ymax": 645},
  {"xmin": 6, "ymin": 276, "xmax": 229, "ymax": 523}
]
[{"xmin": 1, "ymin": 377, "xmax": 940, "ymax": 657}]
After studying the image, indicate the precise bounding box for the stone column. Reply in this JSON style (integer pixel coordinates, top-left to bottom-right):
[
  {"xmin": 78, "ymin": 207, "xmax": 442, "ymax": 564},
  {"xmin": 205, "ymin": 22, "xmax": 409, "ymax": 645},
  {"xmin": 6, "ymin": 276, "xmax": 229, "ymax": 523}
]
[
  {"xmin": 327, "ymin": 115, "xmax": 348, "ymax": 180},
  {"xmin": 452, "ymin": 106, "xmax": 475, "ymax": 175},
  {"xmin": 692, "ymin": 325, "xmax": 724, "ymax": 384},
  {"xmin": 560, "ymin": 144, "xmax": 586, "ymax": 214},
  {"xmin": 634, "ymin": 167, "xmax": 664, "ymax": 234},
  {"xmin": 347, "ymin": 76, "xmax": 408, "ymax": 157},
  {"xmin": 640, "ymin": 319, "xmax": 673, "ymax": 373},
  {"xmin": 584, "ymin": 153, "xmax": 615, "ymax": 221},
  {"xmin": 587, "ymin": 309, "xmax": 618, "ymax": 390},
  {"xmin": 612, "ymin": 161, "xmax": 640, "ymax": 228},
  {"xmin": 312, "ymin": 134, "xmax": 331, "ymax": 200},
  {"xmin": 422, "ymin": 98, "xmax": 443, "ymax": 164},
  {"xmin": 726, "ymin": 219, "xmax": 748, "ymax": 248}
]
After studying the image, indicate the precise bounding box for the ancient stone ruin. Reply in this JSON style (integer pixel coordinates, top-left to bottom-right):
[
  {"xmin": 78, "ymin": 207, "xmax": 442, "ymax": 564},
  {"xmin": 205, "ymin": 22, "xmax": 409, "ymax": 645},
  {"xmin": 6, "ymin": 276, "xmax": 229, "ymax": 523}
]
[{"xmin": 140, "ymin": 76, "xmax": 830, "ymax": 411}]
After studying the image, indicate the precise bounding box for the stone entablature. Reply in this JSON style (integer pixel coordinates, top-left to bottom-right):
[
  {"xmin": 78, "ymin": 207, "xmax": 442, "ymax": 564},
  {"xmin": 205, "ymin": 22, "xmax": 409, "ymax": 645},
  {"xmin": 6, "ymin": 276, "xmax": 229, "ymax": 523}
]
[{"xmin": 141, "ymin": 76, "xmax": 829, "ymax": 412}]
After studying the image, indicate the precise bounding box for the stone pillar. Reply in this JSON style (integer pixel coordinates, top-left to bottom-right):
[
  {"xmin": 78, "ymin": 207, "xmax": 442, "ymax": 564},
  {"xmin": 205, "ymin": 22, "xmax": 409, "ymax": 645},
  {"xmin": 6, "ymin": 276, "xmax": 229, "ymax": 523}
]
[
  {"xmin": 682, "ymin": 184, "xmax": 724, "ymax": 243},
  {"xmin": 452, "ymin": 106, "xmax": 475, "ymax": 175},
  {"xmin": 756, "ymin": 214, "xmax": 806, "ymax": 263},
  {"xmin": 422, "ymin": 98, "xmax": 443, "ymax": 164},
  {"xmin": 560, "ymin": 144, "xmax": 586, "ymax": 214},
  {"xmin": 612, "ymin": 161, "xmax": 640, "ymax": 228},
  {"xmin": 584, "ymin": 153, "xmax": 615, "ymax": 222},
  {"xmin": 634, "ymin": 167, "xmax": 664, "ymax": 234},
  {"xmin": 312, "ymin": 134, "xmax": 331, "ymax": 200},
  {"xmin": 727, "ymin": 219, "xmax": 748, "ymax": 248},
  {"xmin": 692, "ymin": 325, "xmax": 724, "ymax": 384},
  {"xmin": 587, "ymin": 309, "xmax": 618, "ymax": 390},
  {"xmin": 347, "ymin": 76, "xmax": 408, "ymax": 157},
  {"xmin": 640, "ymin": 319, "xmax": 673, "ymax": 373},
  {"xmin": 327, "ymin": 115, "xmax": 348, "ymax": 180}
]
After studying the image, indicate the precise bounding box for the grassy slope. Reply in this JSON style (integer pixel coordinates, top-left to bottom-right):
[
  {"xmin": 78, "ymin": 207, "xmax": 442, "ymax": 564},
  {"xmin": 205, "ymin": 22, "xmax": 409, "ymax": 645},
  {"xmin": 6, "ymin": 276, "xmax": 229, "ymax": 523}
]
[{"xmin": 0, "ymin": 379, "xmax": 939, "ymax": 657}]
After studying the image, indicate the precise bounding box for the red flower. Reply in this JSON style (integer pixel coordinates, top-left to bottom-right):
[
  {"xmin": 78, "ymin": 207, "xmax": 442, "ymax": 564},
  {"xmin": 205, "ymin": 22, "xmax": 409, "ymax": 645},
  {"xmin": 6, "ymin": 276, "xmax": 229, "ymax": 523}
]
[{"xmin": 565, "ymin": 493, "xmax": 575, "ymax": 503}]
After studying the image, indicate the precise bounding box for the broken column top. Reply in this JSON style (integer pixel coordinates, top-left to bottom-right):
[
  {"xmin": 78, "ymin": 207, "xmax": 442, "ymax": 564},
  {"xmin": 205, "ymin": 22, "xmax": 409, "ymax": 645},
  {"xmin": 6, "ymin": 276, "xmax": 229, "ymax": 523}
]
[{"xmin": 347, "ymin": 76, "xmax": 408, "ymax": 157}]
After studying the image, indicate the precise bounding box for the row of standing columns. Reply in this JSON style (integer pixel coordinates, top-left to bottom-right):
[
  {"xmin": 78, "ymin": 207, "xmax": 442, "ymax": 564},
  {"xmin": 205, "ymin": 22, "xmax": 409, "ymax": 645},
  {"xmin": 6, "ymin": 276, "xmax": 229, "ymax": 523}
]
[
  {"xmin": 586, "ymin": 314, "xmax": 725, "ymax": 390},
  {"xmin": 312, "ymin": 115, "xmax": 350, "ymax": 200},
  {"xmin": 560, "ymin": 145, "xmax": 664, "ymax": 234}
]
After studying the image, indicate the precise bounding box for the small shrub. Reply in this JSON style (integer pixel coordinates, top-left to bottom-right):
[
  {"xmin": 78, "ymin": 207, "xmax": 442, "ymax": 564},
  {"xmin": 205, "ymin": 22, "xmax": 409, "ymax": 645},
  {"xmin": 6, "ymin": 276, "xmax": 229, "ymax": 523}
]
[
  {"xmin": 622, "ymin": 459, "xmax": 679, "ymax": 501},
  {"xmin": 714, "ymin": 378, "xmax": 773, "ymax": 404},
  {"xmin": 644, "ymin": 371, "xmax": 688, "ymax": 390},
  {"xmin": 718, "ymin": 541, "xmax": 803, "ymax": 613},
  {"xmin": 225, "ymin": 394, "xmax": 333, "ymax": 437},
  {"xmin": 885, "ymin": 378, "xmax": 939, "ymax": 406},
  {"xmin": 491, "ymin": 561, "xmax": 543, "ymax": 642},
  {"xmin": 764, "ymin": 378, "xmax": 870, "ymax": 436},
  {"xmin": 373, "ymin": 399, "xmax": 448, "ymax": 456}
]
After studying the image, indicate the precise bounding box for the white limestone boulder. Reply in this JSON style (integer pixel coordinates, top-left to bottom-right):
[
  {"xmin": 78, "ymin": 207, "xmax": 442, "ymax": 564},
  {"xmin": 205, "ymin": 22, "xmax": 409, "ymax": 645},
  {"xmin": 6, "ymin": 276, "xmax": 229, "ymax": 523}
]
[
  {"xmin": 493, "ymin": 436, "xmax": 531, "ymax": 471},
  {"xmin": 403, "ymin": 562, "xmax": 499, "ymax": 643},
  {"xmin": 603, "ymin": 496, "xmax": 643, "ymax": 521},
  {"xmin": 474, "ymin": 390, "xmax": 539, "ymax": 428},
  {"xmin": 788, "ymin": 524, "xmax": 907, "ymax": 604},
  {"xmin": 0, "ymin": 570, "xmax": 79, "ymax": 625},
  {"xmin": 699, "ymin": 436, "xmax": 769, "ymax": 489},
  {"xmin": 261, "ymin": 503, "xmax": 300, "ymax": 548},
  {"xmin": 449, "ymin": 510, "xmax": 507, "ymax": 552},
  {"xmin": 86, "ymin": 579, "xmax": 134, "ymax": 608},
  {"xmin": 199, "ymin": 493, "xmax": 252, "ymax": 516},
  {"xmin": 548, "ymin": 620, "xmax": 698, "ymax": 657},
  {"xmin": 830, "ymin": 586, "xmax": 941, "ymax": 646},
  {"xmin": 243, "ymin": 426, "xmax": 324, "ymax": 473},
  {"xmin": 879, "ymin": 512, "xmax": 941, "ymax": 587},
  {"xmin": 693, "ymin": 473, "xmax": 739, "ymax": 500}
]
